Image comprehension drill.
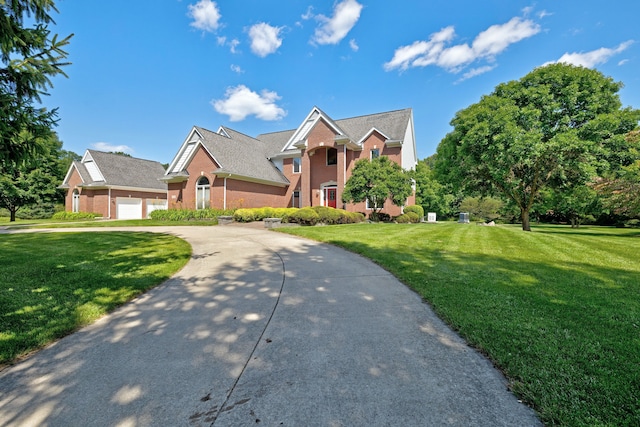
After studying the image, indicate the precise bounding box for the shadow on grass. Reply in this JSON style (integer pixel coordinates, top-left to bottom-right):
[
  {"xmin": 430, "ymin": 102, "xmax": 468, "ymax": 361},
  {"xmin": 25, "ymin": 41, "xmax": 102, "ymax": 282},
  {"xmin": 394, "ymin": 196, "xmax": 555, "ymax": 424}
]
[
  {"xmin": 312, "ymin": 233, "xmax": 640, "ymax": 426},
  {"xmin": 0, "ymin": 232, "xmax": 191, "ymax": 365},
  {"xmin": 0, "ymin": 227, "xmax": 542, "ymax": 427}
]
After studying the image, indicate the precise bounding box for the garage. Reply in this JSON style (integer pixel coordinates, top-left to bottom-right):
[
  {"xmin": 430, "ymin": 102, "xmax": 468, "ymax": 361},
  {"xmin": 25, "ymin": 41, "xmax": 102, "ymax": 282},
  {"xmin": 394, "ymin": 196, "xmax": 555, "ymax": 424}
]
[
  {"xmin": 146, "ymin": 199, "xmax": 168, "ymax": 218},
  {"xmin": 116, "ymin": 197, "xmax": 143, "ymax": 219}
]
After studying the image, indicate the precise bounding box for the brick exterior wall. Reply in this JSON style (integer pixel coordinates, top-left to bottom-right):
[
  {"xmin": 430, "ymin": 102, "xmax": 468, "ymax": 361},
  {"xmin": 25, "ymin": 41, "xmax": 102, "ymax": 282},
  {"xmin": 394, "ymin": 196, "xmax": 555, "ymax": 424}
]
[
  {"xmin": 168, "ymin": 145, "xmax": 218, "ymax": 210},
  {"xmin": 64, "ymin": 165, "xmax": 167, "ymax": 219},
  {"xmin": 165, "ymin": 116, "xmax": 415, "ymax": 216}
]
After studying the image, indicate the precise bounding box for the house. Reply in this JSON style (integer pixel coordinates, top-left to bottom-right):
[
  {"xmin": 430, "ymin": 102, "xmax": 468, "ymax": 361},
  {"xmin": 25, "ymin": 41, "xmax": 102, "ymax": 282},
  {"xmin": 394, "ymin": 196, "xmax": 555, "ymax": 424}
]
[
  {"xmin": 60, "ymin": 150, "xmax": 167, "ymax": 219},
  {"xmin": 162, "ymin": 106, "xmax": 417, "ymax": 216}
]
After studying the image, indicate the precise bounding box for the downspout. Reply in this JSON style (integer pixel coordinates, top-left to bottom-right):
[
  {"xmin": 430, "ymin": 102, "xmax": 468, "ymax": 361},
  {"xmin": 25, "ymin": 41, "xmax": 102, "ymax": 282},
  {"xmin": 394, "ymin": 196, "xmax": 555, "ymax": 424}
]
[
  {"xmin": 343, "ymin": 145, "xmax": 347, "ymax": 209},
  {"xmin": 223, "ymin": 175, "xmax": 230, "ymax": 210},
  {"xmin": 108, "ymin": 188, "xmax": 111, "ymax": 219}
]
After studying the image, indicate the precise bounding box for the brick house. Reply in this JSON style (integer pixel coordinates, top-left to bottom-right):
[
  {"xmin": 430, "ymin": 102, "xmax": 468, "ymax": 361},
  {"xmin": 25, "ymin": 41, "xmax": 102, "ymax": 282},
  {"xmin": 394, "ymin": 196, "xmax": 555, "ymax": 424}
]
[
  {"xmin": 60, "ymin": 150, "xmax": 167, "ymax": 219},
  {"xmin": 162, "ymin": 106, "xmax": 417, "ymax": 216}
]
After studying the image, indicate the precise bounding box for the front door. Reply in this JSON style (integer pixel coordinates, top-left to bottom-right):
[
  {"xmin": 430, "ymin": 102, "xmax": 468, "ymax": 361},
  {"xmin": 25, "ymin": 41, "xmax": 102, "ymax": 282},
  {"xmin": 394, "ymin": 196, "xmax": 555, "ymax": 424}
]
[{"xmin": 325, "ymin": 187, "xmax": 337, "ymax": 208}]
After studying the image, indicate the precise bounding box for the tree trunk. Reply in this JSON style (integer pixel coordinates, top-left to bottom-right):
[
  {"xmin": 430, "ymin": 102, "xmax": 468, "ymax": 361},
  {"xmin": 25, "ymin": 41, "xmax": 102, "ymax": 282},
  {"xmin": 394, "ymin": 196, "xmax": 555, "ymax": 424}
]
[
  {"xmin": 9, "ymin": 207, "xmax": 16, "ymax": 222},
  {"xmin": 521, "ymin": 208, "xmax": 531, "ymax": 231}
]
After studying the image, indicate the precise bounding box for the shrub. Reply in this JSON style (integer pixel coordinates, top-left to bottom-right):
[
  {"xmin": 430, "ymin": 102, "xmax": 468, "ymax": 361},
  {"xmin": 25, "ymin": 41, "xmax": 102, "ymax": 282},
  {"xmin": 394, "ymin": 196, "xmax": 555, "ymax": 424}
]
[
  {"xmin": 369, "ymin": 212, "xmax": 391, "ymax": 222},
  {"xmin": 395, "ymin": 214, "xmax": 412, "ymax": 223},
  {"xmin": 290, "ymin": 207, "xmax": 320, "ymax": 225},
  {"xmin": 52, "ymin": 211, "xmax": 101, "ymax": 221},
  {"xmin": 271, "ymin": 208, "xmax": 298, "ymax": 223},
  {"xmin": 404, "ymin": 205, "xmax": 424, "ymax": 218},
  {"xmin": 394, "ymin": 212, "xmax": 420, "ymax": 223},
  {"xmin": 625, "ymin": 219, "xmax": 640, "ymax": 228},
  {"xmin": 312, "ymin": 206, "xmax": 342, "ymax": 224},
  {"xmin": 233, "ymin": 208, "xmax": 257, "ymax": 222},
  {"xmin": 150, "ymin": 208, "xmax": 231, "ymax": 221}
]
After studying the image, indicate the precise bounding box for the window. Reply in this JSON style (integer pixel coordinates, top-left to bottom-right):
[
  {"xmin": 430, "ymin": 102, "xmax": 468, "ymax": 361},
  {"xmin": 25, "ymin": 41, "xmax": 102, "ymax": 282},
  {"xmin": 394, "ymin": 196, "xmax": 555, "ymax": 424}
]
[
  {"xmin": 370, "ymin": 148, "xmax": 380, "ymax": 160},
  {"xmin": 196, "ymin": 176, "xmax": 210, "ymax": 210},
  {"xmin": 293, "ymin": 157, "xmax": 301, "ymax": 173},
  {"xmin": 292, "ymin": 190, "xmax": 301, "ymax": 208},
  {"xmin": 366, "ymin": 196, "xmax": 383, "ymax": 210},
  {"xmin": 327, "ymin": 147, "xmax": 337, "ymax": 165},
  {"xmin": 72, "ymin": 190, "xmax": 80, "ymax": 213}
]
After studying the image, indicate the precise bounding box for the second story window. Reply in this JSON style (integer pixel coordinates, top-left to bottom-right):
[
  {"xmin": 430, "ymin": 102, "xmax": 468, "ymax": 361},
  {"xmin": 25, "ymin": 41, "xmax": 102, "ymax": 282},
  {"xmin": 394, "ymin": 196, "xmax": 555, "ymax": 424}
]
[
  {"xmin": 327, "ymin": 147, "xmax": 337, "ymax": 165},
  {"xmin": 293, "ymin": 157, "xmax": 301, "ymax": 173}
]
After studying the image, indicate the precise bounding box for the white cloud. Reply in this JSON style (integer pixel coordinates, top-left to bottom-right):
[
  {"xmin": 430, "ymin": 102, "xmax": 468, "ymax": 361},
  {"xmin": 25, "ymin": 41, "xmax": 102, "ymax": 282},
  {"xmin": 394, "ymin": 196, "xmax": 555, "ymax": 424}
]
[
  {"xmin": 618, "ymin": 59, "xmax": 629, "ymax": 66},
  {"xmin": 92, "ymin": 142, "xmax": 134, "ymax": 154},
  {"xmin": 349, "ymin": 38, "xmax": 359, "ymax": 52},
  {"xmin": 248, "ymin": 23, "xmax": 283, "ymax": 57},
  {"xmin": 230, "ymin": 64, "xmax": 244, "ymax": 73},
  {"xmin": 456, "ymin": 65, "xmax": 497, "ymax": 84},
  {"xmin": 384, "ymin": 17, "xmax": 540, "ymax": 77},
  {"xmin": 212, "ymin": 85, "xmax": 286, "ymax": 122},
  {"xmin": 312, "ymin": 0, "xmax": 363, "ymax": 45},
  {"xmin": 188, "ymin": 0, "xmax": 221, "ymax": 33},
  {"xmin": 551, "ymin": 40, "xmax": 634, "ymax": 68},
  {"xmin": 472, "ymin": 17, "xmax": 540, "ymax": 58},
  {"xmin": 301, "ymin": 6, "xmax": 314, "ymax": 21}
]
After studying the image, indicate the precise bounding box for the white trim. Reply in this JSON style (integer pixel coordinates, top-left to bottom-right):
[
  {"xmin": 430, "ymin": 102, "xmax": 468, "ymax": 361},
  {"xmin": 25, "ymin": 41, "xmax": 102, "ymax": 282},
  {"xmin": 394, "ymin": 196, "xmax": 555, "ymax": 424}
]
[
  {"xmin": 292, "ymin": 157, "xmax": 301, "ymax": 174},
  {"xmin": 62, "ymin": 162, "xmax": 83, "ymax": 186},
  {"xmin": 319, "ymin": 181, "xmax": 338, "ymax": 207},
  {"xmin": 80, "ymin": 184, "xmax": 166, "ymax": 193},
  {"xmin": 72, "ymin": 189, "xmax": 80, "ymax": 213},
  {"xmin": 108, "ymin": 188, "xmax": 111, "ymax": 219},
  {"xmin": 283, "ymin": 107, "xmax": 347, "ymax": 151},
  {"xmin": 213, "ymin": 172, "xmax": 289, "ymax": 188},
  {"xmin": 223, "ymin": 176, "xmax": 228, "ymax": 209},
  {"xmin": 195, "ymin": 176, "xmax": 211, "ymax": 210},
  {"xmin": 357, "ymin": 127, "xmax": 391, "ymax": 145},
  {"xmin": 166, "ymin": 127, "xmax": 204, "ymax": 174},
  {"xmin": 216, "ymin": 126, "xmax": 231, "ymax": 138}
]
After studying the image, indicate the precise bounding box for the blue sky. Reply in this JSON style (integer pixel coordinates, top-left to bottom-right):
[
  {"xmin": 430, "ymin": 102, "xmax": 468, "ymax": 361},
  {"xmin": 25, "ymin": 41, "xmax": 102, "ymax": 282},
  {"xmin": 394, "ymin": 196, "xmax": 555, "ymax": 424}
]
[{"xmin": 43, "ymin": 0, "xmax": 639, "ymax": 163}]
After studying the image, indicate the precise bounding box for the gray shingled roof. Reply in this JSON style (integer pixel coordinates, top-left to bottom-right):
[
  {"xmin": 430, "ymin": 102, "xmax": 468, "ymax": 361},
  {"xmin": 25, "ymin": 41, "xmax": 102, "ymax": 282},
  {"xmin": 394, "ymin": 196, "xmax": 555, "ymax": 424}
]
[
  {"xmin": 82, "ymin": 150, "xmax": 167, "ymax": 190},
  {"xmin": 196, "ymin": 127, "xmax": 289, "ymax": 185},
  {"xmin": 256, "ymin": 108, "xmax": 412, "ymax": 152},
  {"xmin": 336, "ymin": 108, "xmax": 412, "ymax": 143}
]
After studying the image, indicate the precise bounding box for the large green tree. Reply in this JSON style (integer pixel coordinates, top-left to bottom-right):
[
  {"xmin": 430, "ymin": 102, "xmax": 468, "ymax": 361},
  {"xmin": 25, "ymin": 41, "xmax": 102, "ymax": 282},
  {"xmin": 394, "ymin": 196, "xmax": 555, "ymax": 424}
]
[
  {"xmin": 411, "ymin": 159, "xmax": 456, "ymax": 219},
  {"xmin": 595, "ymin": 129, "xmax": 640, "ymax": 218},
  {"xmin": 435, "ymin": 63, "xmax": 639, "ymax": 231},
  {"xmin": 1, "ymin": 0, "xmax": 72, "ymax": 166},
  {"xmin": 342, "ymin": 156, "xmax": 413, "ymax": 219},
  {"xmin": 0, "ymin": 130, "xmax": 62, "ymax": 221}
]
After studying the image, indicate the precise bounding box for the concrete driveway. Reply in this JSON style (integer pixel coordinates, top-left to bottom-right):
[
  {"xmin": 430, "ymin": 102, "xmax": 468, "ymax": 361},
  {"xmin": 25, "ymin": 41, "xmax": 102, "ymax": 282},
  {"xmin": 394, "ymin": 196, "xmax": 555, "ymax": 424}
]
[{"xmin": 0, "ymin": 225, "xmax": 541, "ymax": 426}]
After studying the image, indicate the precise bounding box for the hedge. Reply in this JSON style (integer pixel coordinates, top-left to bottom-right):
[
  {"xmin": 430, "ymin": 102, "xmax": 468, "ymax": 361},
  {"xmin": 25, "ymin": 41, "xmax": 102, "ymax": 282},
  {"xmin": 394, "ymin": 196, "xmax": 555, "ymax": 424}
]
[
  {"xmin": 403, "ymin": 205, "xmax": 424, "ymax": 218},
  {"xmin": 51, "ymin": 211, "xmax": 101, "ymax": 221},
  {"xmin": 149, "ymin": 208, "xmax": 233, "ymax": 221}
]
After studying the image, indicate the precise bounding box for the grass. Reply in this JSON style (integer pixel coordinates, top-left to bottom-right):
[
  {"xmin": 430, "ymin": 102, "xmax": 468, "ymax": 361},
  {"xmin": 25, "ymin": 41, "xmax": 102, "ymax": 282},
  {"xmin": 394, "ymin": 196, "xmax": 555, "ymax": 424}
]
[
  {"xmin": 279, "ymin": 223, "xmax": 640, "ymax": 426},
  {"xmin": 0, "ymin": 232, "xmax": 191, "ymax": 366},
  {"xmin": 0, "ymin": 218, "xmax": 219, "ymax": 229}
]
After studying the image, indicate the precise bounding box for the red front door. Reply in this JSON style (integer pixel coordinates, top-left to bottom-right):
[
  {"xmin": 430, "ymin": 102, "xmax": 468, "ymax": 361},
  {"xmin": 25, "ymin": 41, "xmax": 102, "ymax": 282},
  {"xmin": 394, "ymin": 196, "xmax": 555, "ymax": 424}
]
[{"xmin": 325, "ymin": 188, "xmax": 337, "ymax": 208}]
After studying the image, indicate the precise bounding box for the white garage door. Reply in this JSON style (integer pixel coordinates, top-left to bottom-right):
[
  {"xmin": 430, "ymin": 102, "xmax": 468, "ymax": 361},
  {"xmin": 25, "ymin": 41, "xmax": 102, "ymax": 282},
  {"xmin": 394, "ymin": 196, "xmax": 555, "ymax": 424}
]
[
  {"xmin": 116, "ymin": 197, "xmax": 142, "ymax": 219},
  {"xmin": 146, "ymin": 199, "xmax": 167, "ymax": 218}
]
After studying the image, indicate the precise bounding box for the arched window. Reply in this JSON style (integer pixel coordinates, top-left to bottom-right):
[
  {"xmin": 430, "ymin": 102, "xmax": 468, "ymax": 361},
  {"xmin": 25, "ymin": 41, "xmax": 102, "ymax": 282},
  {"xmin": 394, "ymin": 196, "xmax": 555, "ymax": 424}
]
[
  {"xmin": 72, "ymin": 189, "xmax": 80, "ymax": 213},
  {"xmin": 196, "ymin": 176, "xmax": 210, "ymax": 210}
]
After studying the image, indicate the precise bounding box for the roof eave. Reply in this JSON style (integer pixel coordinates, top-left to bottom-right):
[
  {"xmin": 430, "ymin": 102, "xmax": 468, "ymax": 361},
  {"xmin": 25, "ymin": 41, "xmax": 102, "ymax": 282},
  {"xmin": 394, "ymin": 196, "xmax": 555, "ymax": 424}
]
[
  {"xmin": 385, "ymin": 139, "xmax": 403, "ymax": 148},
  {"xmin": 269, "ymin": 149, "xmax": 302, "ymax": 160},
  {"xmin": 213, "ymin": 171, "xmax": 289, "ymax": 188},
  {"xmin": 335, "ymin": 136, "xmax": 361, "ymax": 150}
]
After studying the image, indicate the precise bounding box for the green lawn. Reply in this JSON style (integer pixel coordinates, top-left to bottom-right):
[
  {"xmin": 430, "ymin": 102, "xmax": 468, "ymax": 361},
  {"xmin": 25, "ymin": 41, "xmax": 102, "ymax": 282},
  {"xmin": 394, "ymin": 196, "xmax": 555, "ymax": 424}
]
[
  {"xmin": 279, "ymin": 223, "xmax": 640, "ymax": 427},
  {"xmin": 0, "ymin": 232, "xmax": 191, "ymax": 366},
  {"xmin": 0, "ymin": 218, "xmax": 218, "ymax": 229}
]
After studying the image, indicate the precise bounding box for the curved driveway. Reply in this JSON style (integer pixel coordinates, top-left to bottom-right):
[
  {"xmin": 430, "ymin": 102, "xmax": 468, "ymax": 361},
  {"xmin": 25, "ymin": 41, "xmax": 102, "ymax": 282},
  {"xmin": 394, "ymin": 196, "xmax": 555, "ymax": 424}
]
[{"xmin": 0, "ymin": 225, "xmax": 541, "ymax": 426}]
